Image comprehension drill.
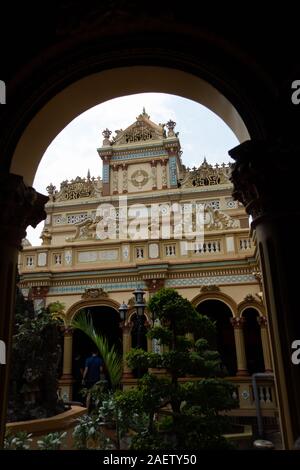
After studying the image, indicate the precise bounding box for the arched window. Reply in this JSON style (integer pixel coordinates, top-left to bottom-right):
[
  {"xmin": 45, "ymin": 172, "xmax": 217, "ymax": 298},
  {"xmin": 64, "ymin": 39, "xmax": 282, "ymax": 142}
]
[
  {"xmin": 242, "ymin": 308, "xmax": 264, "ymax": 374},
  {"xmin": 196, "ymin": 299, "xmax": 237, "ymax": 376}
]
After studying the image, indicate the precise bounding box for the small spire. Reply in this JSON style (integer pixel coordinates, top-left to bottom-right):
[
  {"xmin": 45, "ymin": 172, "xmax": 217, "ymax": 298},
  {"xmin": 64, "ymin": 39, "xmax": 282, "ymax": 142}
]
[
  {"xmin": 139, "ymin": 107, "xmax": 150, "ymax": 119},
  {"xmin": 87, "ymin": 169, "xmax": 91, "ymax": 180}
]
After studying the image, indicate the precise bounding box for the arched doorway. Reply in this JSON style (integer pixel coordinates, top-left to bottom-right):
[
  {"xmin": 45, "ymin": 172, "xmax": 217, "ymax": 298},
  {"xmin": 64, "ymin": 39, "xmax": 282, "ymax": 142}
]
[
  {"xmin": 196, "ymin": 299, "xmax": 237, "ymax": 376},
  {"xmin": 242, "ymin": 308, "xmax": 264, "ymax": 375},
  {"xmin": 72, "ymin": 305, "xmax": 122, "ymax": 399}
]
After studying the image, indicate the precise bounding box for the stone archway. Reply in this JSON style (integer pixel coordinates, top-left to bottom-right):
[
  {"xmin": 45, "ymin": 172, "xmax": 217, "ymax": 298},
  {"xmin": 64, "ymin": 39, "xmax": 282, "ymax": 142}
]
[
  {"xmin": 191, "ymin": 291, "xmax": 238, "ymax": 317},
  {"xmin": 1, "ymin": 24, "xmax": 299, "ymax": 448},
  {"xmin": 10, "ymin": 66, "xmax": 249, "ymax": 186},
  {"xmin": 195, "ymin": 298, "xmax": 237, "ymax": 376},
  {"xmin": 61, "ymin": 299, "xmax": 122, "ymax": 401}
]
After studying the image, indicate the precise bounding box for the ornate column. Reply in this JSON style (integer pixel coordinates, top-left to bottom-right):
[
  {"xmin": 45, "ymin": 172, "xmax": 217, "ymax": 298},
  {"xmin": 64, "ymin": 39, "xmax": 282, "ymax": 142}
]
[
  {"xmin": 146, "ymin": 325, "xmax": 153, "ymax": 353},
  {"xmin": 112, "ymin": 164, "xmax": 119, "ymax": 195},
  {"xmin": 165, "ymin": 142, "xmax": 179, "ymax": 189},
  {"xmin": 161, "ymin": 159, "xmax": 168, "ymax": 189},
  {"xmin": 97, "ymin": 135, "xmax": 112, "ymax": 196},
  {"xmin": 122, "ymin": 323, "xmax": 133, "ymax": 380},
  {"xmin": 230, "ymin": 317, "xmax": 248, "ymax": 376},
  {"xmin": 59, "ymin": 327, "xmax": 74, "ymax": 401},
  {"xmin": 230, "ymin": 140, "xmax": 300, "ymax": 448},
  {"xmin": 0, "ymin": 173, "xmax": 48, "ymax": 446},
  {"xmin": 122, "ymin": 163, "xmax": 128, "ymax": 194},
  {"xmin": 257, "ymin": 316, "xmax": 273, "ymax": 373},
  {"xmin": 151, "ymin": 160, "xmax": 157, "ymax": 190}
]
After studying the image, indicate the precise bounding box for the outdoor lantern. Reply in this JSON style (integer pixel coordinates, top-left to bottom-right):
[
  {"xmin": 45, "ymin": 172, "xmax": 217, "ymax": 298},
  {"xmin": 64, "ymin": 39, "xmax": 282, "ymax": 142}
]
[
  {"xmin": 118, "ymin": 301, "xmax": 128, "ymax": 321},
  {"xmin": 133, "ymin": 287, "xmax": 146, "ymax": 350},
  {"xmin": 133, "ymin": 287, "xmax": 146, "ymax": 316}
]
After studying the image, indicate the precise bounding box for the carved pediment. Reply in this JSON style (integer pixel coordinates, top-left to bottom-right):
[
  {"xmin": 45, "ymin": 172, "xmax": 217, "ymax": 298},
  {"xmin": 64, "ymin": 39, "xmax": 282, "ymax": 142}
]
[
  {"xmin": 201, "ymin": 285, "xmax": 220, "ymax": 293},
  {"xmin": 52, "ymin": 175, "xmax": 102, "ymax": 202},
  {"xmin": 81, "ymin": 288, "xmax": 108, "ymax": 299},
  {"xmin": 181, "ymin": 158, "xmax": 231, "ymax": 188},
  {"xmin": 112, "ymin": 109, "xmax": 165, "ymax": 145}
]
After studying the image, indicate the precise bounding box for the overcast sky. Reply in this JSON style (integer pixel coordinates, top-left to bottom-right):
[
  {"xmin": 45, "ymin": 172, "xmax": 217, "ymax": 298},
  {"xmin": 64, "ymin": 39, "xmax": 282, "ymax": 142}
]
[{"xmin": 26, "ymin": 92, "xmax": 239, "ymax": 245}]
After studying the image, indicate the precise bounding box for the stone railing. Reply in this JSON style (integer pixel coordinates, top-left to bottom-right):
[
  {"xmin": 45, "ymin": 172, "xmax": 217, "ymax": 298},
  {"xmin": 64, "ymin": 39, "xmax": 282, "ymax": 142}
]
[
  {"xmin": 230, "ymin": 376, "xmax": 277, "ymax": 416},
  {"xmin": 19, "ymin": 231, "xmax": 255, "ymax": 272},
  {"xmin": 238, "ymin": 238, "xmax": 252, "ymax": 251}
]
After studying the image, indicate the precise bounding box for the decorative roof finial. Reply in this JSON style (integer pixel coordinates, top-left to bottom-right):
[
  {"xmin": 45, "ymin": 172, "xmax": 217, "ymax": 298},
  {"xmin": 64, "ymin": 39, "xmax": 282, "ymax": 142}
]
[
  {"xmin": 102, "ymin": 128, "xmax": 112, "ymax": 146},
  {"xmin": 139, "ymin": 107, "xmax": 150, "ymax": 119},
  {"xmin": 87, "ymin": 169, "xmax": 91, "ymax": 180},
  {"xmin": 166, "ymin": 119, "xmax": 176, "ymax": 137}
]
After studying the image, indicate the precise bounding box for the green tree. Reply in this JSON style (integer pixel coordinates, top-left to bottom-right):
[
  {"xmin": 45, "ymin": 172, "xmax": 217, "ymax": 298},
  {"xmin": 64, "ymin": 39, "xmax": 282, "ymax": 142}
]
[
  {"xmin": 8, "ymin": 288, "xmax": 64, "ymax": 422},
  {"xmin": 121, "ymin": 288, "xmax": 237, "ymax": 450}
]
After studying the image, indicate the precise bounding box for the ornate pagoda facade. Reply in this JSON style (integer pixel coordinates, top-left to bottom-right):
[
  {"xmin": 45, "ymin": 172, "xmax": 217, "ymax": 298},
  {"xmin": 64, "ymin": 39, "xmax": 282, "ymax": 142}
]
[{"xmin": 18, "ymin": 110, "xmax": 276, "ymax": 418}]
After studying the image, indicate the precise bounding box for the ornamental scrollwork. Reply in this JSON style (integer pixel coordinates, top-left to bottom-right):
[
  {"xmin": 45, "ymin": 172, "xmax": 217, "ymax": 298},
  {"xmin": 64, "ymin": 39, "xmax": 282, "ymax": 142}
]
[
  {"xmin": 81, "ymin": 288, "xmax": 108, "ymax": 299},
  {"xmin": 180, "ymin": 158, "xmax": 231, "ymax": 188},
  {"xmin": 131, "ymin": 169, "xmax": 149, "ymax": 188},
  {"xmin": 52, "ymin": 175, "xmax": 101, "ymax": 201}
]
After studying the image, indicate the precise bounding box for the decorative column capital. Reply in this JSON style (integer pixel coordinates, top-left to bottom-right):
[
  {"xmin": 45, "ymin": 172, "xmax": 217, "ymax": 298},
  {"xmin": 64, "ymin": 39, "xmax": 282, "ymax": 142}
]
[
  {"xmin": 0, "ymin": 173, "xmax": 48, "ymax": 247},
  {"xmin": 145, "ymin": 278, "xmax": 165, "ymax": 293},
  {"xmin": 257, "ymin": 316, "xmax": 268, "ymax": 328},
  {"xmin": 31, "ymin": 286, "xmax": 49, "ymax": 299},
  {"xmin": 122, "ymin": 323, "xmax": 133, "ymax": 334},
  {"xmin": 230, "ymin": 316, "xmax": 246, "ymax": 329},
  {"xmin": 61, "ymin": 325, "xmax": 74, "ymax": 336},
  {"xmin": 229, "ymin": 140, "xmax": 300, "ymax": 225}
]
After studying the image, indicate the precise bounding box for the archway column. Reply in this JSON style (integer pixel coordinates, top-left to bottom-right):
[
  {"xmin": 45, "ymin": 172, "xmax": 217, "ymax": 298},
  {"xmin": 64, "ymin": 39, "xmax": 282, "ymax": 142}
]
[
  {"xmin": 230, "ymin": 140, "xmax": 300, "ymax": 449},
  {"xmin": 0, "ymin": 173, "xmax": 48, "ymax": 446},
  {"xmin": 257, "ymin": 316, "xmax": 273, "ymax": 373},
  {"xmin": 230, "ymin": 317, "xmax": 248, "ymax": 376},
  {"xmin": 122, "ymin": 323, "xmax": 133, "ymax": 379},
  {"xmin": 59, "ymin": 327, "xmax": 74, "ymax": 401}
]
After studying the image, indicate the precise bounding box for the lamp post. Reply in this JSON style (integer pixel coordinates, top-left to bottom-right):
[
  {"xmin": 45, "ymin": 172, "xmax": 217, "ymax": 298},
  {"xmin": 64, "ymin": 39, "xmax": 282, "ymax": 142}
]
[
  {"xmin": 133, "ymin": 287, "xmax": 146, "ymax": 349},
  {"xmin": 118, "ymin": 301, "xmax": 128, "ymax": 323}
]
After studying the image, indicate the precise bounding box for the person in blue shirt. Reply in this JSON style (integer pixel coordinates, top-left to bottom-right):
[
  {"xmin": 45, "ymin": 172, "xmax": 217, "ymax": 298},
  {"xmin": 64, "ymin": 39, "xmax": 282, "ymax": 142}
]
[{"xmin": 82, "ymin": 350, "xmax": 103, "ymax": 409}]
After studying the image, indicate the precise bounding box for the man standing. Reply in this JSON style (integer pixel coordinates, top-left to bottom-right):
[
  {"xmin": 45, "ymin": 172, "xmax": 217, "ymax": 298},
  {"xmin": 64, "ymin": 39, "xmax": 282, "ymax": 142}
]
[{"xmin": 82, "ymin": 350, "xmax": 103, "ymax": 409}]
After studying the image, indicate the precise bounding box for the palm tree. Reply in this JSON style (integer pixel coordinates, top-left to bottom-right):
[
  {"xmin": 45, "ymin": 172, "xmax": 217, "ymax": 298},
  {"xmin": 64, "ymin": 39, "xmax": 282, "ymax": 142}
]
[{"xmin": 71, "ymin": 311, "xmax": 122, "ymax": 388}]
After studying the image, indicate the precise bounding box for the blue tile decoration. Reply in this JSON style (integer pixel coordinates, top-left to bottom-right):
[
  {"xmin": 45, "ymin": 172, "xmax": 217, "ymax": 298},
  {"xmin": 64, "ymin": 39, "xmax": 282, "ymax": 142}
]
[
  {"xmin": 103, "ymin": 164, "xmax": 110, "ymax": 183},
  {"xmin": 165, "ymin": 274, "xmax": 256, "ymax": 287},
  {"xmin": 46, "ymin": 273, "xmax": 256, "ymax": 295},
  {"xmin": 169, "ymin": 155, "xmax": 177, "ymax": 186},
  {"xmin": 111, "ymin": 150, "xmax": 168, "ymax": 161},
  {"xmin": 48, "ymin": 280, "xmax": 147, "ymax": 294}
]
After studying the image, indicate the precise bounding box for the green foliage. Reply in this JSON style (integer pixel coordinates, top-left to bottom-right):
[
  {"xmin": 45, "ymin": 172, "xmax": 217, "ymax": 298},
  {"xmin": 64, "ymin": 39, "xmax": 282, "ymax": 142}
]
[
  {"xmin": 146, "ymin": 326, "xmax": 172, "ymax": 345},
  {"xmin": 8, "ymin": 288, "xmax": 64, "ymax": 422},
  {"xmin": 130, "ymin": 431, "xmax": 168, "ymax": 450},
  {"xmin": 72, "ymin": 414, "xmax": 113, "ymax": 450},
  {"xmin": 37, "ymin": 431, "xmax": 67, "ymax": 450},
  {"xmin": 148, "ymin": 288, "xmax": 216, "ymax": 341},
  {"xmin": 121, "ymin": 288, "xmax": 238, "ymax": 449},
  {"xmin": 73, "ymin": 288, "xmax": 238, "ymax": 451},
  {"xmin": 4, "ymin": 431, "xmax": 33, "ymax": 450},
  {"xmin": 71, "ymin": 311, "xmax": 122, "ymax": 388}
]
